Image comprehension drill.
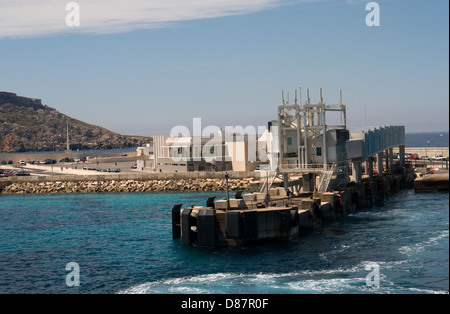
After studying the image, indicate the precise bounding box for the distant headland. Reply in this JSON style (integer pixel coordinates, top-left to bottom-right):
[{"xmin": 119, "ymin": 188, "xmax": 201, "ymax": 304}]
[{"xmin": 0, "ymin": 92, "xmax": 151, "ymax": 152}]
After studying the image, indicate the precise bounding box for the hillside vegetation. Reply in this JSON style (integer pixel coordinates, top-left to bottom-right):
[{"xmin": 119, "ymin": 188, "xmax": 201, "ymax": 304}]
[{"xmin": 0, "ymin": 92, "xmax": 150, "ymax": 152}]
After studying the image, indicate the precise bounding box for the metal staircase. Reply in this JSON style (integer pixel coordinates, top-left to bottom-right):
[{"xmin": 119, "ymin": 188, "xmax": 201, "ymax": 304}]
[
  {"xmin": 317, "ymin": 164, "xmax": 336, "ymax": 192},
  {"xmin": 259, "ymin": 171, "xmax": 279, "ymax": 193},
  {"xmin": 317, "ymin": 171, "xmax": 333, "ymax": 192},
  {"xmin": 317, "ymin": 162, "xmax": 350, "ymax": 192}
]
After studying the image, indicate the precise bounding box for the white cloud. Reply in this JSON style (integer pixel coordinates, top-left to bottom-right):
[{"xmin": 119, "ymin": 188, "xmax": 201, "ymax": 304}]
[{"xmin": 0, "ymin": 0, "xmax": 285, "ymax": 39}]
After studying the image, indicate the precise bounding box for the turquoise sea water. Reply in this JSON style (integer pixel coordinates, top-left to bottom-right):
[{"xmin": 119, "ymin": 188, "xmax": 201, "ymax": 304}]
[{"xmin": 0, "ymin": 190, "xmax": 448, "ymax": 294}]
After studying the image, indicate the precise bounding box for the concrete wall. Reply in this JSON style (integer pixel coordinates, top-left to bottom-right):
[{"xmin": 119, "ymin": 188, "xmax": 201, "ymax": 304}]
[
  {"xmin": 0, "ymin": 151, "xmax": 137, "ymax": 164},
  {"xmin": 6, "ymin": 171, "xmax": 261, "ymax": 183},
  {"xmin": 347, "ymin": 139, "xmax": 364, "ymax": 160},
  {"xmin": 0, "ymin": 180, "xmax": 11, "ymax": 192}
]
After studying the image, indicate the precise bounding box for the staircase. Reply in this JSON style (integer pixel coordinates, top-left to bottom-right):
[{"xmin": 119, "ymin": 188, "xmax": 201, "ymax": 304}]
[
  {"xmin": 259, "ymin": 172, "xmax": 278, "ymax": 193},
  {"xmin": 317, "ymin": 164, "xmax": 335, "ymax": 192}
]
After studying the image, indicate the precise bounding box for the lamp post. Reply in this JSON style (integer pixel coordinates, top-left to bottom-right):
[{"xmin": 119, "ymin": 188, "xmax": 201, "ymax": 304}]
[{"xmin": 440, "ymin": 134, "xmax": 444, "ymax": 168}]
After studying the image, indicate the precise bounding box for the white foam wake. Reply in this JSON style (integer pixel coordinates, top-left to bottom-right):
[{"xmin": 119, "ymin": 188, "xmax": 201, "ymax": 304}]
[
  {"xmin": 399, "ymin": 230, "xmax": 449, "ymax": 256},
  {"xmin": 117, "ymin": 264, "xmax": 376, "ymax": 294},
  {"xmin": 117, "ymin": 259, "xmax": 448, "ymax": 294}
]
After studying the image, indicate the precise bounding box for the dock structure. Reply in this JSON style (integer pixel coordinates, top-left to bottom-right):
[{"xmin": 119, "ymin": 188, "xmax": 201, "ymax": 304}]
[
  {"xmin": 172, "ymin": 88, "xmax": 415, "ymax": 247},
  {"xmin": 172, "ymin": 168, "xmax": 414, "ymax": 247},
  {"xmin": 271, "ymin": 88, "xmax": 350, "ymax": 193},
  {"xmin": 265, "ymin": 88, "xmax": 406, "ymax": 193},
  {"xmin": 414, "ymin": 170, "xmax": 449, "ymax": 192},
  {"xmin": 172, "ymin": 191, "xmax": 304, "ymax": 247}
]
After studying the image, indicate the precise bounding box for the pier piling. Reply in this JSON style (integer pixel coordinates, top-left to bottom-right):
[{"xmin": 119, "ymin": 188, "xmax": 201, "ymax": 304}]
[{"xmin": 173, "ymin": 163, "xmax": 418, "ymax": 247}]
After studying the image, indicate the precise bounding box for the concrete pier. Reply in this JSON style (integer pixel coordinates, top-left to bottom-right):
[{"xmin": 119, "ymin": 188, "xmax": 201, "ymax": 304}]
[
  {"xmin": 173, "ymin": 166, "xmax": 417, "ymax": 247},
  {"xmin": 414, "ymin": 170, "xmax": 449, "ymax": 192},
  {"xmin": 175, "ymin": 205, "xmax": 300, "ymax": 247}
]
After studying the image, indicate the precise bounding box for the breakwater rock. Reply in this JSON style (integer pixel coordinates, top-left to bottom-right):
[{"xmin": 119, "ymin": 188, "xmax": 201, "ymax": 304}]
[{"xmin": 1, "ymin": 178, "xmax": 253, "ymax": 194}]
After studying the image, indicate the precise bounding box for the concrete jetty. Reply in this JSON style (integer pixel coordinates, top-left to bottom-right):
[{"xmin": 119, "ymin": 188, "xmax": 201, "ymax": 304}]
[
  {"xmin": 414, "ymin": 170, "xmax": 449, "ymax": 192},
  {"xmin": 173, "ymin": 197, "xmax": 300, "ymax": 247},
  {"xmin": 172, "ymin": 168, "xmax": 416, "ymax": 247}
]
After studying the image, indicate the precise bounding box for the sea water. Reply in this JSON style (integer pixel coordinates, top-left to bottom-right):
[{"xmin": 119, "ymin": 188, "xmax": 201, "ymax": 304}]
[
  {"xmin": 0, "ymin": 190, "xmax": 448, "ymax": 294},
  {"xmin": 405, "ymin": 132, "xmax": 449, "ymax": 148}
]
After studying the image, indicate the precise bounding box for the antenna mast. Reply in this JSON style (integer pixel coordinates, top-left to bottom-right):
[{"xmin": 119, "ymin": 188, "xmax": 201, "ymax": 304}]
[{"xmin": 66, "ymin": 122, "xmax": 70, "ymax": 151}]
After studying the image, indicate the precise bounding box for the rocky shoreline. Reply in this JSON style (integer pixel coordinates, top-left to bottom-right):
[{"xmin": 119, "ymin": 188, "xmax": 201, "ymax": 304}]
[{"xmin": 1, "ymin": 178, "xmax": 253, "ymax": 194}]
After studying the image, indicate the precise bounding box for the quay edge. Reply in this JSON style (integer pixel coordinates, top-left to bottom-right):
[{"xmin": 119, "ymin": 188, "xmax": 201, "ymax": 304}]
[
  {"xmin": 172, "ymin": 169, "xmax": 416, "ymax": 248},
  {"xmin": 414, "ymin": 170, "xmax": 449, "ymax": 192}
]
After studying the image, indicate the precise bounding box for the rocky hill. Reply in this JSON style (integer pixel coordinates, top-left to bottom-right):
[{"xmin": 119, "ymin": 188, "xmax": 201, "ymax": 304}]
[{"xmin": 0, "ymin": 92, "xmax": 151, "ymax": 152}]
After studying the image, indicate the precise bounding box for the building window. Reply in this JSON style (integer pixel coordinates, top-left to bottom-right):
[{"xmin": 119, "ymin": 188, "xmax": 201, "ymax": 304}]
[
  {"xmin": 316, "ymin": 147, "xmax": 322, "ymax": 157},
  {"xmin": 287, "ymin": 137, "xmax": 293, "ymax": 146}
]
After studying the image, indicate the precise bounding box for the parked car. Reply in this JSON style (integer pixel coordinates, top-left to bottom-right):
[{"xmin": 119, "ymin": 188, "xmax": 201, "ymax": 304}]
[
  {"xmin": 432, "ymin": 154, "xmax": 445, "ymax": 161},
  {"xmin": 18, "ymin": 160, "xmax": 27, "ymax": 165},
  {"xmin": 16, "ymin": 170, "xmax": 30, "ymax": 176},
  {"xmin": 40, "ymin": 159, "xmax": 56, "ymax": 165},
  {"xmin": 420, "ymin": 156, "xmax": 432, "ymax": 161},
  {"xmin": 409, "ymin": 154, "xmax": 419, "ymax": 160},
  {"xmin": 2, "ymin": 171, "xmax": 16, "ymax": 177},
  {"xmin": 82, "ymin": 167, "xmax": 97, "ymax": 171},
  {"xmin": 59, "ymin": 157, "xmax": 75, "ymax": 163}
]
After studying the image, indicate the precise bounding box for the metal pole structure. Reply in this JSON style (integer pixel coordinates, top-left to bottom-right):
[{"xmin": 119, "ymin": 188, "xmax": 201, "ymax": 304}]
[
  {"xmin": 278, "ymin": 94, "xmax": 284, "ymax": 172},
  {"xmin": 303, "ymin": 110, "xmax": 308, "ymax": 167},
  {"xmin": 66, "ymin": 122, "xmax": 70, "ymax": 152},
  {"xmin": 225, "ymin": 172, "xmax": 230, "ymax": 210},
  {"xmin": 322, "ymin": 107, "xmax": 327, "ymax": 168},
  {"xmin": 296, "ymin": 107, "xmax": 301, "ymax": 168}
]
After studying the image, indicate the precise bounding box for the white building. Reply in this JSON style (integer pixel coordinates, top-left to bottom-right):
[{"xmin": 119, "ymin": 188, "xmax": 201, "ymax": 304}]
[
  {"xmin": 136, "ymin": 143, "xmax": 154, "ymax": 171},
  {"xmin": 137, "ymin": 132, "xmax": 269, "ymax": 173}
]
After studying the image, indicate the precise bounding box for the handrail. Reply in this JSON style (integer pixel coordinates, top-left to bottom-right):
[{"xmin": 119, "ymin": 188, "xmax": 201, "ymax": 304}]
[
  {"xmin": 259, "ymin": 171, "xmax": 279, "ymax": 193},
  {"xmin": 279, "ymin": 161, "xmax": 348, "ymax": 173}
]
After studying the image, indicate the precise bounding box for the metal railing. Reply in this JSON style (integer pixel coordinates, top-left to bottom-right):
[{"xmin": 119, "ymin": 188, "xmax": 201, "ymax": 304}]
[
  {"xmin": 317, "ymin": 166, "xmax": 335, "ymax": 192},
  {"xmin": 259, "ymin": 171, "xmax": 279, "ymax": 193},
  {"xmin": 279, "ymin": 161, "xmax": 348, "ymax": 174}
]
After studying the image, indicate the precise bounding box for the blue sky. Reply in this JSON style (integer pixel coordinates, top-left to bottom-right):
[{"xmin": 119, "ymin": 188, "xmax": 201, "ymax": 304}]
[{"xmin": 0, "ymin": 0, "xmax": 448, "ymax": 136}]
